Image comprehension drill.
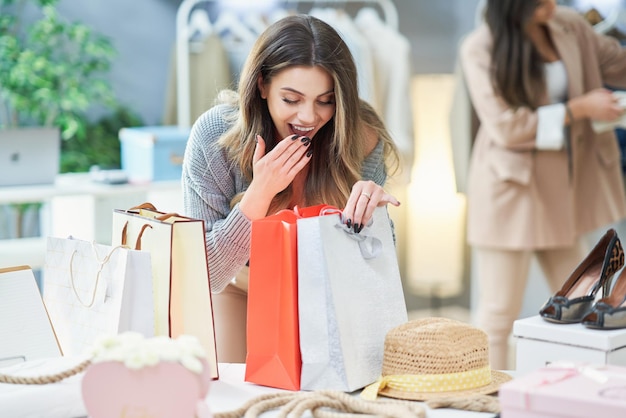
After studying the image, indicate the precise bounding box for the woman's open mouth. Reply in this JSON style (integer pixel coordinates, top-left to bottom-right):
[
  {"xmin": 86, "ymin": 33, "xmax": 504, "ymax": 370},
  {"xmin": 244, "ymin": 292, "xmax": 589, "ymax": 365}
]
[{"xmin": 290, "ymin": 124, "xmax": 315, "ymax": 137}]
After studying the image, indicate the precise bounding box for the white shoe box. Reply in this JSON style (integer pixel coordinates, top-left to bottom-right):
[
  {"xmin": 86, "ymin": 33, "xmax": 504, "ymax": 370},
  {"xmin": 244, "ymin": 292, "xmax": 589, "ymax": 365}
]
[{"xmin": 513, "ymin": 315, "xmax": 626, "ymax": 373}]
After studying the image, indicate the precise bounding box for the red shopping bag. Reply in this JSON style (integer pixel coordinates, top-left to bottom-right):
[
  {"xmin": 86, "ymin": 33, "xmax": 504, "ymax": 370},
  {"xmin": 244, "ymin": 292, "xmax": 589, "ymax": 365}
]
[{"xmin": 244, "ymin": 204, "xmax": 336, "ymax": 391}]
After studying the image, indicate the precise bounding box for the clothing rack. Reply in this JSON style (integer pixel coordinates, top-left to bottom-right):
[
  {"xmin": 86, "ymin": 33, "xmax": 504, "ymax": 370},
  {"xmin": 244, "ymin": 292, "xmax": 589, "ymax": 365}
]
[{"xmin": 175, "ymin": 0, "xmax": 399, "ymax": 128}]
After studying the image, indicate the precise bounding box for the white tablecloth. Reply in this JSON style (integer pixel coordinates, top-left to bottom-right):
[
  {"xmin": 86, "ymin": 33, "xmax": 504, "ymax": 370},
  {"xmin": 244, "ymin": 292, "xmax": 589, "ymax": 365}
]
[{"xmin": 0, "ymin": 359, "xmax": 500, "ymax": 418}]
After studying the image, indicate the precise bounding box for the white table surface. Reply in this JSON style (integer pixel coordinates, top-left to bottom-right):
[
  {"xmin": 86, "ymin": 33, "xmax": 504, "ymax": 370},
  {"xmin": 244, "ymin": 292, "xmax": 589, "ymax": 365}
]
[
  {"xmin": 0, "ymin": 359, "xmax": 500, "ymax": 418},
  {"xmin": 0, "ymin": 173, "xmax": 181, "ymax": 205}
]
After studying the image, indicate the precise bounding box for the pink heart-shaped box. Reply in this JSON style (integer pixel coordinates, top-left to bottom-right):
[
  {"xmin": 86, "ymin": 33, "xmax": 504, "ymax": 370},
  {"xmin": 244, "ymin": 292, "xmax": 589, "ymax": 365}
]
[{"xmin": 82, "ymin": 360, "xmax": 212, "ymax": 418}]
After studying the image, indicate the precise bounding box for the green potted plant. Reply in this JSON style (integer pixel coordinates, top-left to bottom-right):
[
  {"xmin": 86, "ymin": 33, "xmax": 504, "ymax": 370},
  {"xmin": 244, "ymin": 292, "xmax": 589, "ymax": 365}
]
[
  {"xmin": 0, "ymin": 0, "xmax": 117, "ymax": 136},
  {"xmin": 61, "ymin": 106, "xmax": 144, "ymax": 173},
  {"xmin": 0, "ymin": 0, "xmax": 120, "ymax": 239}
]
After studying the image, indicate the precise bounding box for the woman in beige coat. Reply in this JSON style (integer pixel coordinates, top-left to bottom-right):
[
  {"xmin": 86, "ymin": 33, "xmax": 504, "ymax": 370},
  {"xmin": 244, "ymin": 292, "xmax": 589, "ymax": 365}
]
[{"xmin": 460, "ymin": 0, "xmax": 626, "ymax": 369}]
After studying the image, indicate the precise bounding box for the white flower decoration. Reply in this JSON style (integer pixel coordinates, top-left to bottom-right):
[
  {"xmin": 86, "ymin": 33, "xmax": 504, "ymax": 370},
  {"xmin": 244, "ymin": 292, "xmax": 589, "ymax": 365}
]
[{"xmin": 87, "ymin": 333, "xmax": 207, "ymax": 374}]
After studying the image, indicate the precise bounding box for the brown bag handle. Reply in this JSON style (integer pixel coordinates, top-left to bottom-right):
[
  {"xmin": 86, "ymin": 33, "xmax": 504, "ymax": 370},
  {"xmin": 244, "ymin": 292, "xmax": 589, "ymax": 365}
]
[
  {"xmin": 128, "ymin": 202, "xmax": 181, "ymax": 221},
  {"xmin": 121, "ymin": 221, "xmax": 153, "ymax": 250},
  {"xmin": 130, "ymin": 202, "xmax": 158, "ymax": 211},
  {"xmin": 155, "ymin": 212, "xmax": 182, "ymax": 221}
]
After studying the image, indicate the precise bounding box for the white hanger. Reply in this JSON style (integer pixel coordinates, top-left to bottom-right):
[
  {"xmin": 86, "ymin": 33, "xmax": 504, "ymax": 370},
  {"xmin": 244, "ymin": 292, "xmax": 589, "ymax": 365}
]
[
  {"xmin": 187, "ymin": 9, "xmax": 212, "ymax": 40},
  {"xmin": 213, "ymin": 10, "xmax": 256, "ymax": 43}
]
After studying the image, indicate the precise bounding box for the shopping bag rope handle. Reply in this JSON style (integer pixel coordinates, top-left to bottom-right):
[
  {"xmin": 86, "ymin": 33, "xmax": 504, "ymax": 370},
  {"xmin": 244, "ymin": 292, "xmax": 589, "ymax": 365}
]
[{"xmin": 69, "ymin": 244, "xmax": 127, "ymax": 307}]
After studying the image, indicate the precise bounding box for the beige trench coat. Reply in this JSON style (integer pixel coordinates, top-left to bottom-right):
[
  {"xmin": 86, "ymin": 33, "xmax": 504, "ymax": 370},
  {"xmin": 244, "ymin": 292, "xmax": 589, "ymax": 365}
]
[{"xmin": 460, "ymin": 6, "xmax": 626, "ymax": 250}]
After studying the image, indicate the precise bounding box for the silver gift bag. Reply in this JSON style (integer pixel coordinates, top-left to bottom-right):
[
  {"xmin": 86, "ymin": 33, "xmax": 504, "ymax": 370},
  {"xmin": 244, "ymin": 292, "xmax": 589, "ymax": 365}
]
[{"xmin": 297, "ymin": 205, "xmax": 408, "ymax": 392}]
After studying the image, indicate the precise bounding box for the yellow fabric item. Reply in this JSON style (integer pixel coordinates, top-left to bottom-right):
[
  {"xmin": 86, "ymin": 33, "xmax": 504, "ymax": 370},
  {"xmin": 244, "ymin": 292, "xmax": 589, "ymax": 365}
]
[{"xmin": 360, "ymin": 366, "xmax": 493, "ymax": 400}]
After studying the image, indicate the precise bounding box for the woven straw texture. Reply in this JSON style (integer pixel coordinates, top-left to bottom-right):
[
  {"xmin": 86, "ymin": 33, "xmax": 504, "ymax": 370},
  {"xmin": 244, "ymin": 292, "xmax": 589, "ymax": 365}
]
[{"xmin": 378, "ymin": 317, "xmax": 512, "ymax": 401}]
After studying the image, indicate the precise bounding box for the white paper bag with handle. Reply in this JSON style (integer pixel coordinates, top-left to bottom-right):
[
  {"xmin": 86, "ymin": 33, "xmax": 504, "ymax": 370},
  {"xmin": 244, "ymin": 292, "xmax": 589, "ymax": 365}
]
[
  {"xmin": 43, "ymin": 236, "xmax": 153, "ymax": 356},
  {"xmin": 297, "ymin": 206, "xmax": 408, "ymax": 392}
]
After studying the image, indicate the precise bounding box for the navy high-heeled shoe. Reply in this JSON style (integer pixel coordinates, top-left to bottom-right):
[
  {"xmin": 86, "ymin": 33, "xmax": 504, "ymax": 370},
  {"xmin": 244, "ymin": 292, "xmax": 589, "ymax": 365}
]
[{"xmin": 539, "ymin": 229, "xmax": 624, "ymax": 324}]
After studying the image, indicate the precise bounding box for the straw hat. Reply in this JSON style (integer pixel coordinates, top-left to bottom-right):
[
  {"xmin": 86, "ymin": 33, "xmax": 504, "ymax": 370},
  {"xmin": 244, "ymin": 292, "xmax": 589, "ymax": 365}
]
[{"xmin": 361, "ymin": 317, "xmax": 512, "ymax": 401}]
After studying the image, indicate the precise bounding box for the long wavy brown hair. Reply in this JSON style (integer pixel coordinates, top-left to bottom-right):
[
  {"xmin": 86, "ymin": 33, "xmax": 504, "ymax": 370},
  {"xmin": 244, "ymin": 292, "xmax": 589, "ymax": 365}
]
[
  {"xmin": 218, "ymin": 14, "xmax": 399, "ymax": 214},
  {"xmin": 486, "ymin": 0, "xmax": 545, "ymax": 109}
]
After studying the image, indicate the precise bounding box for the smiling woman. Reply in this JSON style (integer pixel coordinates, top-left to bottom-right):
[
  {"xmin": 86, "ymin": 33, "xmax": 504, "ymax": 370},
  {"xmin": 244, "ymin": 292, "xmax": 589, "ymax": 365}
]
[
  {"xmin": 258, "ymin": 65, "xmax": 336, "ymax": 140},
  {"xmin": 181, "ymin": 14, "xmax": 401, "ymax": 363}
]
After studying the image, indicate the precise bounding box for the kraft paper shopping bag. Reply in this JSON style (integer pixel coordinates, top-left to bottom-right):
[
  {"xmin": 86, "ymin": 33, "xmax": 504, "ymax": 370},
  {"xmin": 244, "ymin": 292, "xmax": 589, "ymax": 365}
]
[
  {"xmin": 43, "ymin": 236, "xmax": 153, "ymax": 356},
  {"xmin": 297, "ymin": 206, "xmax": 408, "ymax": 391},
  {"xmin": 111, "ymin": 203, "xmax": 219, "ymax": 379},
  {"xmin": 245, "ymin": 204, "xmax": 333, "ymax": 391}
]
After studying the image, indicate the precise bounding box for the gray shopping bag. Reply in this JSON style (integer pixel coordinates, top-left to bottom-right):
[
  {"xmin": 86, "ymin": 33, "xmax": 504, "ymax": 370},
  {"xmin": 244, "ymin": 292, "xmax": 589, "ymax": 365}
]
[{"xmin": 297, "ymin": 206, "xmax": 408, "ymax": 391}]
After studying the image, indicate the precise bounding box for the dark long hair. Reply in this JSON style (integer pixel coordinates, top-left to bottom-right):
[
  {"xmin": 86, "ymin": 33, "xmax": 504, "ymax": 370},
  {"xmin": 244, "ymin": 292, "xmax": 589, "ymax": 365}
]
[
  {"xmin": 219, "ymin": 14, "xmax": 398, "ymax": 213},
  {"xmin": 486, "ymin": 0, "xmax": 545, "ymax": 109}
]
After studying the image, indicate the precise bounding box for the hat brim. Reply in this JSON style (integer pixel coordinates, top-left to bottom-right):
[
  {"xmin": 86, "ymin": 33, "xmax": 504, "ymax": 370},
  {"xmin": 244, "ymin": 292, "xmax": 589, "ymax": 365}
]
[{"xmin": 375, "ymin": 370, "xmax": 513, "ymax": 401}]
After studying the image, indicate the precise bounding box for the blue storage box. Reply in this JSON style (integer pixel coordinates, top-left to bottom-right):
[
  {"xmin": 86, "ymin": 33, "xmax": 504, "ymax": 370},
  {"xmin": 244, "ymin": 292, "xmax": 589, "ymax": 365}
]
[{"xmin": 119, "ymin": 126, "xmax": 190, "ymax": 183}]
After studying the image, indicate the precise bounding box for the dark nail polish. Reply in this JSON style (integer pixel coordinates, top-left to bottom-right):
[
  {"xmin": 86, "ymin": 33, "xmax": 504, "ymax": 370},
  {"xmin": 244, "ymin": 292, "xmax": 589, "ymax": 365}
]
[
  {"xmin": 306, "ymin": 149, "xmax": 313, "ymax": 157},
  {"xmin": 301, "ymin": 136, "xmax": 310, "ymax": 143},
  {"xmin": 357, "ymin": 224, "xmax": 364, "ymax": 233},
  {"xmin": 353, "ymin": 223, "xmax": 360, "ymax": 233},
  {"xmin": 291, "ymin": 134, "xmax": 299, "ymax": 140},
  {"xmin": 346, "ymin": 219, "xmax": 352, "ymax": 228},
  {"xmin": 303, "ymin": 136, "xmax": 311, "ymax": 142}
]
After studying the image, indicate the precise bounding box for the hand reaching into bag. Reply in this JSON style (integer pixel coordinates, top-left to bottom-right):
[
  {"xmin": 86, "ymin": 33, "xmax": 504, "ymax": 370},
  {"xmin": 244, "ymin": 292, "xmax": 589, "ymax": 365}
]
[{"xmin": 342, "ymin": 180, "xmax": 400, "ymax": 233}]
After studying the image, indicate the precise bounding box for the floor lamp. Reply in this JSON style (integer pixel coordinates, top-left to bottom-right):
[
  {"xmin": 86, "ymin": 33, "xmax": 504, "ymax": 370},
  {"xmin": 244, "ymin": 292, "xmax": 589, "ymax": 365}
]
[{"xmin": 407, "ymin": 74, "xmax": 466, "ymax": 313}]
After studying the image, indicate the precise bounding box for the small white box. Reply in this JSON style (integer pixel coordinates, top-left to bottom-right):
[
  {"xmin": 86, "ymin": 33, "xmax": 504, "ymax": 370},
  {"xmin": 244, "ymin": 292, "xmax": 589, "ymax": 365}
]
[{"xmin": 513, "ymin": 315, "xmax": 626, "ymax": 373}]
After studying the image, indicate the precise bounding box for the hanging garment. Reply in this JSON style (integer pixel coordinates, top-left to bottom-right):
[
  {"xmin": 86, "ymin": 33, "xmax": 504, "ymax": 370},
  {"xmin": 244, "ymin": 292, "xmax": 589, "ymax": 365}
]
[
  {"xmin": 212, "ymin": 10, "xmax": 257, "ymax": 86},
  {"xmin": 310, "ymin": 8, "xmax": 378, "ymax": 109},
  {"xmin": 355, "ymin": 8, "xmax": 414, "ymax": 182},
  {"xmin": 163, "ymin": 33, "xmax": 232, "ymax": 125}
]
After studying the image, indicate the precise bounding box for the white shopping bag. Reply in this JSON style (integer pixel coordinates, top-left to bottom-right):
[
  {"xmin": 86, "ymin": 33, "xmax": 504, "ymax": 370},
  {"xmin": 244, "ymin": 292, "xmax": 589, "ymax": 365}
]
[
  {"xmin": 111, "ymin": 203, "xmax": 219, "ymax": 379},
  {"xmin": 0, "ymin": 266, "xmax": 61, "ymax": 367},
  {"xmin": 43, "ymin": 236, "xmax": 154, "ymax": 356},
  {"xmin": 297, "ymin": 206, "xmax": 408, "ymax": 392}
]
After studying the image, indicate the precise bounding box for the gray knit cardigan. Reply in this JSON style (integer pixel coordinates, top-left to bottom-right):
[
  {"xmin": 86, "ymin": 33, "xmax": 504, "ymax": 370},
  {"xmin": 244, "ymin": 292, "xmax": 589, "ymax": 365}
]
[{"xmin": 182, "ymin": 104, "xmax": 388, "ymax": 293}]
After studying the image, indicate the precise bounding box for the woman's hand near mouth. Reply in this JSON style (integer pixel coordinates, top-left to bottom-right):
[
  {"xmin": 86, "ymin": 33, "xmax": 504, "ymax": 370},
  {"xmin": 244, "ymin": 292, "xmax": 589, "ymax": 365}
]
[{"xmin": 239, "ymin": 133, "xmax": 312, "ymax": 220}]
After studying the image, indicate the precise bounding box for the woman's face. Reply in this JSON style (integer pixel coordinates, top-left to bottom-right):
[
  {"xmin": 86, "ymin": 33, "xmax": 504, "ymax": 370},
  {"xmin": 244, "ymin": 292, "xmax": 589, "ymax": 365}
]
[
  {"xmin": 531, "ymin": 0, "xmax": 556, "ymax": 24},
  {"xmin": 258, "ymin": 65, "xmax": 336, "ymax": 141}
]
